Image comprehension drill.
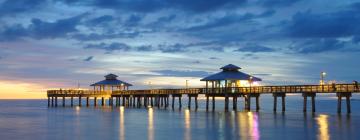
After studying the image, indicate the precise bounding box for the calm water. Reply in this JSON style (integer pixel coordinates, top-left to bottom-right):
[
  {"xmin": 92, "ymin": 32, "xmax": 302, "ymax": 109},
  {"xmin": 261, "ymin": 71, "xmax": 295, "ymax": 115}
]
[{"xmin": 1, "ymin": 94, "xmax": 360, "ymax": 140}]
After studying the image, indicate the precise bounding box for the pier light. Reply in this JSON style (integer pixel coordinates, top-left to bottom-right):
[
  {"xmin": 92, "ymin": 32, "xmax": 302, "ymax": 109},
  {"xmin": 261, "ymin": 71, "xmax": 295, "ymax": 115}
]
[{"xmin": 320, "ymin": 71, "xmax": 326, "ymax": 85}]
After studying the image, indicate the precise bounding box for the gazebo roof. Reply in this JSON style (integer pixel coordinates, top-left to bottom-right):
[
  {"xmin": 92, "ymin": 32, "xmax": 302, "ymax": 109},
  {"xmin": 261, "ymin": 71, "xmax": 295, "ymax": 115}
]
[
  {"xmin": 200, "ymin": 64, "xmax": 262, "ymax": 81},
  {"xmin": 90, "ymin": 74, "xmax": 133, "ymax": 86}
]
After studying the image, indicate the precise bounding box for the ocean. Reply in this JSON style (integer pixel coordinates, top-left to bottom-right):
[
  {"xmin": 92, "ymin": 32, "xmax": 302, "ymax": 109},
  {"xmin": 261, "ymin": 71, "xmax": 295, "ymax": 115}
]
[{"xmin": 0, "ymin": 93, "xmax": 360, "ymax": 140}]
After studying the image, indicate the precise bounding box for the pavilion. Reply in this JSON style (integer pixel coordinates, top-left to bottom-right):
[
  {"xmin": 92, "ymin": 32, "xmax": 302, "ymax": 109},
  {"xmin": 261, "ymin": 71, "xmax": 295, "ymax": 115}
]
[
  {"xmin": 90, "ymin": 74, "xmax": 132, "ymax": 92},
  {"xmin": 200, "ymin": 64, "xmax": 262, "ymax": 89}
]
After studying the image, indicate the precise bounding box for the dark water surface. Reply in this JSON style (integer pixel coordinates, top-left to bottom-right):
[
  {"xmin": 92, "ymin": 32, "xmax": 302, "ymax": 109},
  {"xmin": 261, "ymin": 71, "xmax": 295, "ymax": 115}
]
[{"xmin": 1, "ymin": 93, "xmax": 360, "ymax": 140}]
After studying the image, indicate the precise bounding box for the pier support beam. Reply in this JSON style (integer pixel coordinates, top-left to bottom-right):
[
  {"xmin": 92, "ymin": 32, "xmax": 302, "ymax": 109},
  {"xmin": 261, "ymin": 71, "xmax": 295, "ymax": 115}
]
[
  {"xmin": 206, "ymin": 95, "xmax": 209, "ymax": 110},
  {"xmin": 55, "ymin": 97, "xmax": 58, "ymax": 107},
  {"xmin": 195, "ymin": 96, "xmax": 198, "ymax": 109},
  {"xmin": 109, "ymin": 97, "xmax": 112, "ymax": 106},
  {"xmin": 212, "ymin": 96, "xmax": 215, "ymax": 110},
  {"xmin": 233, "ymin": 96, "xmax": 238, "ymax": 110},
  {"xmin": 51, "ymin": 97, "xmax": 54, "ymax": 107},
  {"xmin": 179, "ymin": 96, "xmax": 182, "ymax": 109},
  {"xmin": 188, "ymin": 96, "xmax": 191, "ymax": 109},
  {"xmin": 337, "ymin": 92, "xmax": 352, "ymax": 114},
  {"xmin": 224, "ymin": 94, "xmax": 229, "ymax": 111},
  {"xmin": 273, "ymin": 93, "xmax": 286, "ymax": 112},
  {"xmin": 244, "ymin": 93, "xmax": 260, "ymax": 111},
  {"xmin": 62, "ymin": 96, "xmax": 65, "ymax": 107},
  {"xmin": 86, "ymin": 97, "xmax": 89, "ymax": 106},
  {"xmin": 78, "ymin": 96, "xmax": 82, "ymax": 106},
  {"xmin": 302, "ymin": 92, "xmax": 316, "ymax": 112},
  {"xmin": 48, "ymin": 97, "xmax": 50, "ymax": 107},
  {"xmin": 94, "ymin": 97, "xmax": 97, "ymax": 106},
  {"xmin": 71, "ymin": 97, "xmax": 74, "ymax": 107},
  {"xmin": 101, "ymin": 97, "xmax": 105, "ymax": 106}
]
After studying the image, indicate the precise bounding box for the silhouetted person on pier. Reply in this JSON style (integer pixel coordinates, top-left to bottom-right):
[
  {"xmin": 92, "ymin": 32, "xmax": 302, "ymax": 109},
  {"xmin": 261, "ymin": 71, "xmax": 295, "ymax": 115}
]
[
  {"xmin": 332, "ymin": 83, "xmax": 337, "ymax": 92},
  {"xmin": 354, "ymin": 80, "xmax": 359, "ymax": 91}
]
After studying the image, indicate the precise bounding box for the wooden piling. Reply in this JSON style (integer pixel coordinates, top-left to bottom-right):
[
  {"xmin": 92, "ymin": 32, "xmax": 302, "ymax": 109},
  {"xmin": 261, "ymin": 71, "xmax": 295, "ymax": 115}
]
[
  {"xmin": 86, "ymin": 97, "xmax": 89, "ymax": 106},
  {"xmin": 51, "ymin": 97, "xmax": 54, "ymax": 107},
  {"xmin": 225, "ymin": 94, "xmax": 229, "ymax": 111},
  {"xmin": 337, "ymin": 95, "xmax": 342, "ymax": 113},
  {"xmin": 101, "ymin": 97, "xmax": 105, "ymax": 106},
  {"xmin": 206, "ymin": 95, "xmax": 209, "ymax": 110},
  {"xmin": 281, "ymin": 96, "xmax": 285, "ymax": 112},
  {"xmin": 233, "ymin": 96, "xmax": 237, "ymax": 110},
  {"xmin": 94, "ymin": 97, "xmax": 97, "ymax": 106},
  {"xmin": 346, "ymin": 96, "xmax": 351, "ymax": 113},
  {"xmin": 71, "ymin": 97, "xmax": 74, "ymax": 107},
  {"xmin": 195, "ymin": 96, "xmax": 198, "ymax": 109},
  {"xmin": 212, "ymin": 96, "xmax": 215, "ymax": 110},
  {"xmin": 273, "ymin": 96, "xmax": 277, "ymax": 112},
  {"xmin": 188, "ymin": 96, "xmax": 191, "ymax": 109},
  {"xmin": 302, "ymin": 92, "xmax": 316, "ymax": 112},
  {"xmin": 48, "ymin": 97, "xmax": 50, "ymax": 107},
  {"xmin": 172, "ymin": 96, "xmax": 175, "ymax": 109},
  {"xmin": 78, "ymin": 96, "xmax": 82, "ymax": 106},
  {"xmin": 179, "ymin": 96, "xmax": 182, "ymax": 109},
  {"xmin": 55, "ymin": 97, "xmax": 58, "ymax": 107},
  {"xmin": 337, "ymin": 92, "xmax": 352, "ymax": 114},
  {"xmin": 303, "ymin": 96, "xmax": 307, "ymax": 112},
  {"xmin": 62, "ymin": 96, "xmax": 65, "ymax": 107},
  {"xmin": 256, "ymin": 96, "xmax": 260, "ymax": 111}
]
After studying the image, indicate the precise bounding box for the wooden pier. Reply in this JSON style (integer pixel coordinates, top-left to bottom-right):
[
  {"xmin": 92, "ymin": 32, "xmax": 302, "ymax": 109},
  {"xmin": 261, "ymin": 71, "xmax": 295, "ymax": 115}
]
[{"xmin": 47, "ymin": 83, "xmax": 360, "ymax": 113}]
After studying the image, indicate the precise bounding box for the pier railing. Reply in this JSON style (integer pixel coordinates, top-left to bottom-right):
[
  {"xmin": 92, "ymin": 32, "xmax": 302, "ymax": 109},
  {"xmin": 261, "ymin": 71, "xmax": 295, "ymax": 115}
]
[
  {"xmin": 47, "ymin": 83, "xmax": 359, "ymax": 96},
  {"xmin": 47, "ymin": 89, "xmax": 112, "ymax": 96}
]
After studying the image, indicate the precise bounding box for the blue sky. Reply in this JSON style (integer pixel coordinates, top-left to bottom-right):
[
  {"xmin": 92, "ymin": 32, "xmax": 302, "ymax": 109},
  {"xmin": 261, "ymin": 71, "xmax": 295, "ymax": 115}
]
[{"xmin": 0, "ymin": 0, "xmax": 359, "ymax": 95}]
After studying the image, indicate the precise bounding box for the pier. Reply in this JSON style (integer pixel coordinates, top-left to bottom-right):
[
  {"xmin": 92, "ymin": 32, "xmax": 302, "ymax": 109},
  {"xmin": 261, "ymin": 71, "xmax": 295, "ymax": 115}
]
[{"xmin": 47, "ymin": 64, "xmax": 360, "ymax": 114}]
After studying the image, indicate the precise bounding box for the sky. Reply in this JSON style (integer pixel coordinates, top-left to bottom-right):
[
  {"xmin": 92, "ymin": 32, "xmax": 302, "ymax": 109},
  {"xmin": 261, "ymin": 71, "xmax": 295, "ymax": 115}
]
[{"xmin": 0, "ymin": 0, "xmax": 359, "ymax": 99}]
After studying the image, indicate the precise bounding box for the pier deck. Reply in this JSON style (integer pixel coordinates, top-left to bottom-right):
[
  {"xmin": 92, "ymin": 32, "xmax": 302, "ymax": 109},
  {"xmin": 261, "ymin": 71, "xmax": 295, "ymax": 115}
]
[{"xmin": 47, "ymin": 83, "xmax": 360, "ymax": 113}]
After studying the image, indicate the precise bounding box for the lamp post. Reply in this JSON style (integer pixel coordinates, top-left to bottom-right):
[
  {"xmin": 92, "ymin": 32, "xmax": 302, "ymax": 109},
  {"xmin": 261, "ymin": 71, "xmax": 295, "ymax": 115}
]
[
  {"xmin": 321, "ymin": 72, "xmax": 326, "ymax": 92},
  {"xmin": 148, "ymin": 81, "xmax": 152, "ymax": 90},
  {"xmin": 321, "ymin": 72, "xmax": 326, "ymax": 85},
  {"xmin": 249, "ymin": 76, "xmax": 253, "ymax": 93},
  {"xmin": 186, "ymin": 80, "xmax": 189, "ymax": 89}
]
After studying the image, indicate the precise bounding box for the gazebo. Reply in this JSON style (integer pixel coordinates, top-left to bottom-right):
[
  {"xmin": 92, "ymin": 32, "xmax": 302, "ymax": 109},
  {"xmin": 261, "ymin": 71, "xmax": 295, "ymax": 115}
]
[
  {"xmin": 90, "ymin": 74, "xmax": 132, "ymax": 92},
  {"xmin": 200, "ymin": 64, "xmax": 262, "ymax": 89}
]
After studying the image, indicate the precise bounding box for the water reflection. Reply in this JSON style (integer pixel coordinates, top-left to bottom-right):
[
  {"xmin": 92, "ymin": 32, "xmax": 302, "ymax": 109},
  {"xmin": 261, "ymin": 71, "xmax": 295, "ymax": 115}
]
[
  {"xmin": 316, "ymin": 114, "xmax": 329, "ymax": 140},
  {"xmin": 184, "ymin": 109, "xmax": 191, "ymax": 140},
  {"xmin": 238, "ymin": 112, "xmax": 260, "ymax": 140},
  {"xmin": 148, "ymin": 107, "xmax": 154, "ymax": 140},
  {"xmin": 119, "ymin": 106, "xmax": 125, "ymax": 140}
]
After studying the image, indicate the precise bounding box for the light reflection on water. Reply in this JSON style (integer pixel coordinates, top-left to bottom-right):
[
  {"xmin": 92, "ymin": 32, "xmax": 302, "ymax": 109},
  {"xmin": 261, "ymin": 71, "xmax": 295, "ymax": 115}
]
[
  {"xmin": 119, "ymin": 106, "xmax": 125, "ymax": 140},
  {"xmin": 0, "ymin": 98, "xmax": 359, "ymax": 140},
  {"xmin": 184, "ymin": 109, "xmax": 191, "ymax": 140},
  {"xmin": 148, "ymin": 107, "xmax": 154, "ymax": 140},
  {"xmin": 316, "ymin": 114, "xmax": 329, "ymax": 140}
]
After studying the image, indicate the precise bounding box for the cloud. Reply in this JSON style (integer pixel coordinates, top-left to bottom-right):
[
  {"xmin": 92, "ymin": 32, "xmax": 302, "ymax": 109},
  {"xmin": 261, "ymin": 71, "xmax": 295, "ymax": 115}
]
[
  {"xmin": 151, "ymin": 69, "xmax": 211, "ymax": 77},
  {"xmin": 124, "ymin": 14, "xmax": 144, "ymax": 27},
  {"xmin": 0, "ymin": 14, "xmax": 85, "ymax": 41},
  {"xmin": 0, "ymin": 0, "xmax": 47, "ymax": 16},
  {"xmin": 259, "ymin": 0, "xmax": 302, "ymax": 7},
  {"xmin": 234, "ymin": 43, "xmax": 275, "ymax": 53},
  {"xmin": 84, "ymin": 42, "xmax": 131, "ymax": 52},
  {"xmin": 91, "ymin": 0, "xmax": 247, "ymax": 13},
  {"xmin": 185, "ymin": 10, "xmax": 275, "ymax": 32},
  {"xmin": 158, "ymin": 43, "xmax": 189, "ymax": 53},
  {"xmin": 209, "ymin": 57, "xmax": 220, "ymax": 60},
  {"xmin": 289, "ymin": 38, "xmax": 345, "ymax": 54},
  {"xmin": 72, "ymin": 32, "xmax": 139, "ymax": 41},
  {"xmin": 286, "ymin": 10, "xmax": 360, "ymax": 38},
  {"xmin": 83, "ymin": 56, "xmax": 94, "ymax": 61},
  {"xmin": 86, "ymin": 15, "xmax": 114, "ymax": 26}
]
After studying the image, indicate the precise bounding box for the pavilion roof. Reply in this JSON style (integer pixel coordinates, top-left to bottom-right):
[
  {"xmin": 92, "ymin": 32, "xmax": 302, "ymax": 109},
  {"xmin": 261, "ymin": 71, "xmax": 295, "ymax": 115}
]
[
  {"xmin": 90, "ymin": 74, "xmax": 132, "ymax": 86},
  {"xmin": 200, "ymin": 64, "xmax": 262, "ymax": 81}
]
